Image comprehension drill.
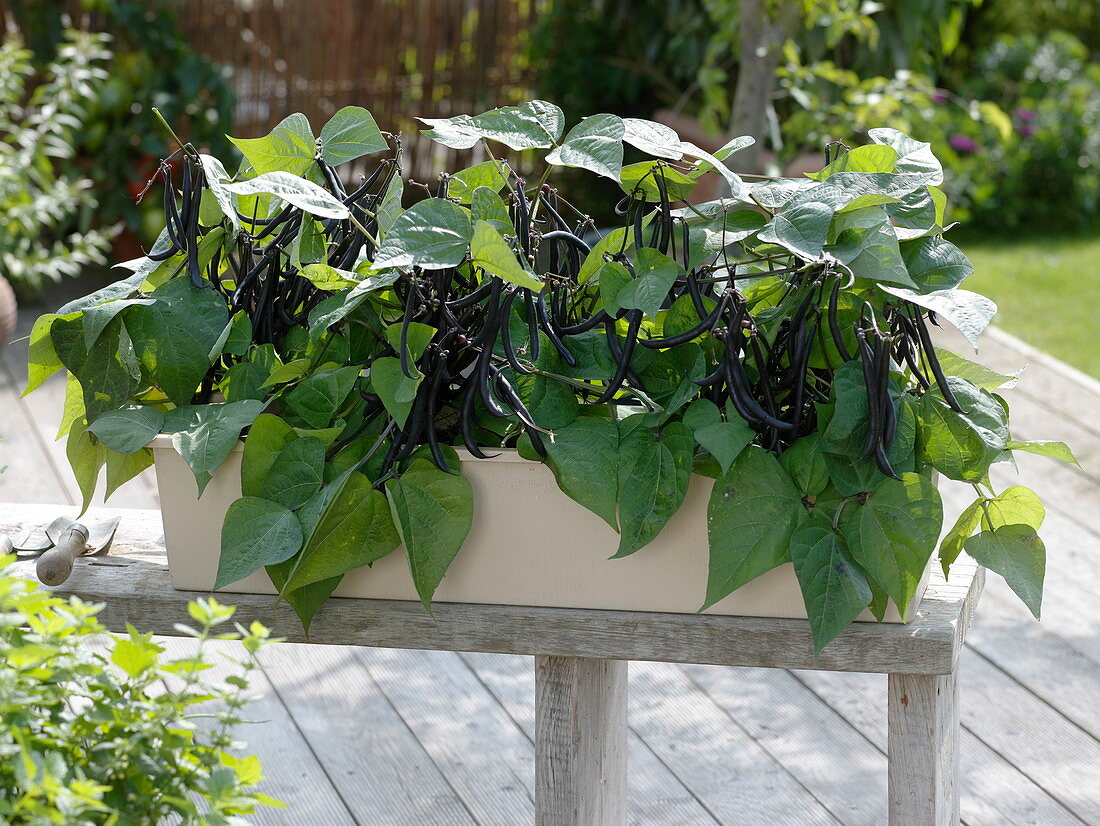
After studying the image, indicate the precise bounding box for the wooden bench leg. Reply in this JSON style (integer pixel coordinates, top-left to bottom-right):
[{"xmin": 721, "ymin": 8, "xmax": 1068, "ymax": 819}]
[
  {"xmin": 888, "ymin": 670, "xmax": 960, "ymax": 826},
  {"xmin": 534, "ymin": 656, "xmax": 627, "ymax": 826}
]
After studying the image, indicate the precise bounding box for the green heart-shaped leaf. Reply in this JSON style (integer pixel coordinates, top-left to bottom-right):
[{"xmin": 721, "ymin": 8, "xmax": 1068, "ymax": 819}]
[
  {"xmin": 703, "ymin": 447, "xmax": 808, "ymax": 610},
  {"xmin": 258, "ymin": 437, "xmax": 326, "ymax": 510},
  {"xmin": 283, "ymin": 473, "xmax": 400, "ymax": 594},
  {"xmin": 217, "ymin": 497, "xmax": 304, "ymax": 590},
  {"xmin": 469, "ymin": 220, "xmax": 544, "ymax": 291},
  {"xmin": 385, "ymin": 460, "xmax": 473, "ymax": 609},
  {"xmin": 373, "ymin": 199, "xmax": 473, "ymax": 270},
  {"xmin": 964, "ymin": 524, "xmax": 1045, "ymax": 618},
  {"xmin": 547, "ymin": 114, "xmax": 625, "ymax": 180},
  {"xmin": 87, "ymin": 407, "xmax": 165, "ymax": 454},
  {"xmin": 791, "ymin": 518, "xmax": 873, "ymax": 653},
  {"xmin": 845, "ymin": 472, "xmax": 941, "ymax": 614},
  {"xmin": 320, "ymin": 105, "xmax": 387, "ymax": 165},
  {"xmin": 615, "ymin": 422, "xmax": 694, "ymax": 557}
]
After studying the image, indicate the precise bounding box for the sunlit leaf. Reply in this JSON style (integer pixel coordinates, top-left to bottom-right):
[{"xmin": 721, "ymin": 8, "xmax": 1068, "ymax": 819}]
[
  {"xmin": 965, "ymin": 524, "xmax": 1045, "ymax": 617},
  {"xmin": 229, "ymin": 113, "xmax": 316, "ymax": 176},
  {"xmin": 469, "ymin": 220, "xmax": 544, "ymax": 291},
  {"xmin": 226, "ymin": 172, "xmax": 350, "ymax": 219},
  {"xmin": 547, "ymin": 114, "xmax": 625, "ymax": 180},
  {"xmin": 373, "ymin": 199, "xmax": 472, "ymax": 270},
  {"xmin": 319, "ymin": 105, "xmax": 387, "ymax": 164}
]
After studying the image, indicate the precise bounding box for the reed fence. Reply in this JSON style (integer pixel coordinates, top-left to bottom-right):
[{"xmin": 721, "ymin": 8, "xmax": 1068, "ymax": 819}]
[
  {"xmin": 177, "ymin": 0, "xmax": 545, "ymax": 179},
  {"xmin": 1, "ymin": 0, "xmax": 545, "ymax": 180}
]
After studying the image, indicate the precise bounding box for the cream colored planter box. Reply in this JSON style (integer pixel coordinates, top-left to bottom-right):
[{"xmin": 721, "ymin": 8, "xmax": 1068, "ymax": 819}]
[{"xmin": 150, "ymin": 436, "xmax": 926, "ymax": 622}]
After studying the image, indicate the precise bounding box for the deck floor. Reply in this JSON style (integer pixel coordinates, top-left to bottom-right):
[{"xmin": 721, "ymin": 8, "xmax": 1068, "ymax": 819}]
[{"xmin": 3, "ymin": 288, "xmax": 1099, "ymax": 825}]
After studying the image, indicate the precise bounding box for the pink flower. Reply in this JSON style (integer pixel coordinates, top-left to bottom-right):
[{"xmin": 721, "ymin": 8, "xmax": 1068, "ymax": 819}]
[
  {"xmin": 932, "ymin": 90, "xmax": 949, "ymax": 104},
  {"xmin": 1014, "ymin": 108, "xmax": 1037, "ymax": 122},
  {"xmin": 949, "ymin": 135, "xmax": 980, "ymax": 155}
]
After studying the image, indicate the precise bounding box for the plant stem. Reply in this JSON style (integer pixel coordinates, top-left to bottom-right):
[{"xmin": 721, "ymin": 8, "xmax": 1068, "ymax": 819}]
[
  {"xmin": 527, "ymin": 163, "xmax": 557, "ymax": 217},
  {"xmin": 345, "ymin": 211, "xmax": 380, "ymax": 250},
  {"xmin": 151, "ymin": 107, "xmax": 196, "ymax": 158},
  {"xmin": 351, "ymin": 419, "xmax": 398, "ymax": 474},
  {"xmin": 971, "ymin": 482, "xmax": 995, "ymax": 531}
]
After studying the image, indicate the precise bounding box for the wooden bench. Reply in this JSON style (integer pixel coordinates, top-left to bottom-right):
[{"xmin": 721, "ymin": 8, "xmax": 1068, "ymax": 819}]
[{"xmin": 3, "ymin": 505, "xmax": 984, "ymax": 826}]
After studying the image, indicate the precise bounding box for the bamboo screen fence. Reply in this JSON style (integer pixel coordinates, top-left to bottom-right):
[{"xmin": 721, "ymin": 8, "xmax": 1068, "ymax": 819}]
[{"xmin": 176, "ymin": 0, "xmax": 546, "ymax": 179}]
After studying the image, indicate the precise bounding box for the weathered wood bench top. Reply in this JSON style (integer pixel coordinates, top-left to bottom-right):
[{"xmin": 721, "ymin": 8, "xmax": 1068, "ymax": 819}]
[{"xmin": 2, "ymin": 503, "xmax": 984, "ymax": 676}]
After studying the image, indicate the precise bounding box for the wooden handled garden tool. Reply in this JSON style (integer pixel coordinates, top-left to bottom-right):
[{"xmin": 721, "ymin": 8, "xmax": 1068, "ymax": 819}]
[{"xmin": 31, "ymin": 515, "xmax": 121, "ymax": 586}]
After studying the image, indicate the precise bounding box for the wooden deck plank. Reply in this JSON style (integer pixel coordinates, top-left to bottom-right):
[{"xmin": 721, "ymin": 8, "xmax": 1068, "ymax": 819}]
[
  {"xmin": 260, "ymin": 643, "xmax": 478, "ymax": 825},
  {"xmin": 627, "ymin": 661, "xmax": 842, "ymax": 825},
  {"xmin": 993, "ymin": 392, "xmax": 1100, "ymax": 496},
  {"xmin": 794, "ymin": 665, "xmax": 1088, "ymax": 826},
  {"xmin": 682, "ymin": 663, "xmax": 888, "ymax": 825},
  {"xmin": 967, "ymin": 582, "xmax": 1100, "ymax": 741},
  {"xmin": 1003, "ymin": 573, "xmax": 1100, "ymax": 670},
  {"xmin": 358, "ymin": 647, "xmax": 536, "ymax": 825},
  {"xmin": 989, "ymin": 396, "xmax": 1100, "ymax": 540},
  {"xmin": 460, "ymin": 652, "xmax": 722, "ymax": 826},
  {"xmin": 0, "ymin": 357, "xmax": 72, "ymax": 505},
  {"xmin": 157, "ymin": 638, "xmax": 359, "ymax": 826},
  {"xmin": 983, "ymin": 360, "xmax": 1100, "ymax": 472},
  {"xmin": 959, "ymin": 652, "xmax": 1100, "ymax": 824}
]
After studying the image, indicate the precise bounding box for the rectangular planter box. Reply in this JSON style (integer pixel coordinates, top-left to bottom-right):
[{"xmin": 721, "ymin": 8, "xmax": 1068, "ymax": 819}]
[{"xmin": 150, "ymin": 436, "xmax": 926, "ymax": 622}]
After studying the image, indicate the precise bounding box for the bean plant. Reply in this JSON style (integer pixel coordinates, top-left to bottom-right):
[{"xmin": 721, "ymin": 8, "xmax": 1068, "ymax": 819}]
[{"xmin": 26, "ymin": 101, "xmax": 1074, "ymax": 651}]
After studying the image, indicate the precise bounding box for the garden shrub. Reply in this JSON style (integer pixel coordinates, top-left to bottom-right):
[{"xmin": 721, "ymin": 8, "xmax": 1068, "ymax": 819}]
[
  {"xmin": 531, "ymin": 1, "xmax": 1099, "ymax": 230},
  {"xmin": 961, "ymin": 32, "xmax": 1100, "ymax": 230},
  {"xmin": 3, "ymin": 0, "xmax": 236, "ymax": 234},
  {"xmin": 0, "ymin": 30, "xmax": 115, "ymax": 295},
  {"xmin": 776, "ymin": 63, "xmax": 1011, "ymax": 225},
  {"xmin": 779, "ymin": 31, "xmax": 1100, "ymax": 230}
]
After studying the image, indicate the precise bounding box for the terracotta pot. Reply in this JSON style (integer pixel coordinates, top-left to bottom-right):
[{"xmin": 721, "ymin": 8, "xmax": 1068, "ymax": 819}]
[
  {"xmin": 0, "ymin": 274, "xmax": 17, "ymax": 350},
  {"xmin": 149, "ymin": 436, "xmax": 927, "ymax": 622}
]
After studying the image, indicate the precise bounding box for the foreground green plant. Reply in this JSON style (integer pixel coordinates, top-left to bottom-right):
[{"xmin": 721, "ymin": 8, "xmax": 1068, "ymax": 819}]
[
  {"xmin": 26, "ymin": 101, "xmax": 1074, "ymax": 651},
  {"xmin": 0, "ymin": 556, "xmax": 280, "ymax": 824}
]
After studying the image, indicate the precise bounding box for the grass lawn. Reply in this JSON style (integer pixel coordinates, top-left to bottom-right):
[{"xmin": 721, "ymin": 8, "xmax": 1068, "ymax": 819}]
[{"xmin": 958, "ymin": 226, "xmax": 1100, "ymax": 378}]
